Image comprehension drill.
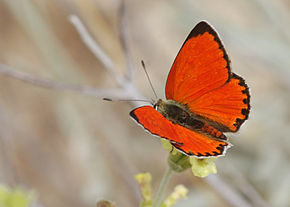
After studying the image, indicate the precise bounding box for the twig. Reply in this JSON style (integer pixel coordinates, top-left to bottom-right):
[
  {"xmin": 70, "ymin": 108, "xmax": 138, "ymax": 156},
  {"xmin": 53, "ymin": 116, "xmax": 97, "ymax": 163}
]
[
  {"xmin": 118, "ymin": 0, "xmax": 134, "ymax": 81},
  {"xmin": 0, "ymin": 64, "xmax": 128, "ymax": 99},
  {"xmin": 69, "ymin": 14, "xmax": 145, "ymax": 105},
  {"xmin": 69, "ymin": 15, "xmax": 125, "ymax": 86}
]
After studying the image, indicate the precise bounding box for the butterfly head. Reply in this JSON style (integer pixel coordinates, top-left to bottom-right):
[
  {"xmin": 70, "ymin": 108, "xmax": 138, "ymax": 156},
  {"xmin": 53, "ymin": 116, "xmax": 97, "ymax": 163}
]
[
  {"xmin": 153, "ymin": 99, "xmax": 191, "ymax": 124},
  {"xmin": 153, "ymin": 99, "xmax": 163, "ymax": 109}
]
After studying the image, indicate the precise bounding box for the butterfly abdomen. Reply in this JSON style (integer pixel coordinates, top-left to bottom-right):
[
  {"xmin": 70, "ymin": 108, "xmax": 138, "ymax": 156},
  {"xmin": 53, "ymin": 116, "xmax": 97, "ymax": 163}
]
[{"xmin": 201, "ymin": 123, "xmax": 227, "ymax": 140}]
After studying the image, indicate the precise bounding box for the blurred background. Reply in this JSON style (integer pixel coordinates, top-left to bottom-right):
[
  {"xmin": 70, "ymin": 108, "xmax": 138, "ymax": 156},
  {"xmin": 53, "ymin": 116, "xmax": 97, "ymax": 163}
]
[{"xmin": 0, "ymin": 0, "xmax": 290, "ymax": 206}]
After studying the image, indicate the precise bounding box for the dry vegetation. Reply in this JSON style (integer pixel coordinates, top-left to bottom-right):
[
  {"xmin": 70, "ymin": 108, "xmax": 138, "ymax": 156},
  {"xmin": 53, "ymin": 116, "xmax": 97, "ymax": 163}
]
[{"xmin": 0, "ymin": 0, "xmax": 289, "ymax": 207}]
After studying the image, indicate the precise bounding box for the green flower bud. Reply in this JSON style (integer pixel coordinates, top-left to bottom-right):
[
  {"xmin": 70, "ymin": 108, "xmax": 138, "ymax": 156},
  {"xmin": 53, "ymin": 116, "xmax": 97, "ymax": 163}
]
[{"xmin": 168, "ymin": 151, "xmax": 191, "ymax": 172}]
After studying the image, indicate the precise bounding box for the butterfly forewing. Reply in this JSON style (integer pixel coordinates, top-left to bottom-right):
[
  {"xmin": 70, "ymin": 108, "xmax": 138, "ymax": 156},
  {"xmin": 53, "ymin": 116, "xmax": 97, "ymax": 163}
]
[
  {"xmin": 165, "ymin": 21, "xmax": 250, "ymax": 132},
  {"xmin": 166, "ymin": 21, "xmax": 230, "ymax": 102}
]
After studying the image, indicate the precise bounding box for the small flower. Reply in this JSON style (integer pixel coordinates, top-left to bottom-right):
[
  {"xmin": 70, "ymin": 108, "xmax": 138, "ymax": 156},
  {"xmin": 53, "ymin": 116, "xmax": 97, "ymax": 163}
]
[
  {"xmin": 134, "ymin": 173, "xmax": 152, "ymax": 207},
  {"xmin": 162, "ymin": 185, "xmax": 188, "ymax": 207},
  {"xmin": 190, "ymin": 157, "xmax": 217, "ymax": 178},
  {"xmin": 0, "ymin": 185, "xmax": 34, "ymax": 207}
]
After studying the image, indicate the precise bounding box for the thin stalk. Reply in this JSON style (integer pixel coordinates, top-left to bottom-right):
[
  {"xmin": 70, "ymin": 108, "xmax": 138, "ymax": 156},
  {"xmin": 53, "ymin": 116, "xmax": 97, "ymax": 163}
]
[{"xmin": 153, "ymin": 166, "xmax": 174, "ymax": 207}]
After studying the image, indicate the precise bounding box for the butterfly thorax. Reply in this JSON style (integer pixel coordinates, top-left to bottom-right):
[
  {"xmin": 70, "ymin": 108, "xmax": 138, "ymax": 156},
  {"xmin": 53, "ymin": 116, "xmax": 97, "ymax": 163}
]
[{"xmin": 155, "ymin": 99, "xmax": 227, "ymax": 140}]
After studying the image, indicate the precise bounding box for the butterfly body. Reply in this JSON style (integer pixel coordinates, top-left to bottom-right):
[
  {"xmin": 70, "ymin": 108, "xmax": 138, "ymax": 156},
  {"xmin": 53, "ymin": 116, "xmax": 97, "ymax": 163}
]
[
  {"xmin": 130, "ymin": 21, "xmax": 250, "ymax": 158},
  {"xmin": 155, "ymin": 99, "xmax": 227, "ymax": 141}
]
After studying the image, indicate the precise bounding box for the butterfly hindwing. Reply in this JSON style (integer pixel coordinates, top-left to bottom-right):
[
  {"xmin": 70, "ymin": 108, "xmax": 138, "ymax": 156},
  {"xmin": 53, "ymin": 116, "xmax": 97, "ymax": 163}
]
[
  {"xmin": 130, "ymin": 106, "xmax": 230, "ymax": 157},
  {"xmin": 187, "ymin": 73, "xmax": 250, "ymax": 132}
]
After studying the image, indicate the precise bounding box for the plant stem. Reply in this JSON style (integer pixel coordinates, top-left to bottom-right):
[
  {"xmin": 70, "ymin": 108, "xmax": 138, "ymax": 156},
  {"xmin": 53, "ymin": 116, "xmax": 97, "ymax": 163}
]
[{"xmin": 153, "ymin": 166, "xmax": 173, "ymax": 207}]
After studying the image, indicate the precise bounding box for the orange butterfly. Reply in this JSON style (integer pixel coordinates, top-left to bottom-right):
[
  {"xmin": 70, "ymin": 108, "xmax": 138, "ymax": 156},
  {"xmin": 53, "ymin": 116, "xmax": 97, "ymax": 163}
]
[{"xmin": 130, "ymin": 21, "xmax": 250, "ymax": 158}]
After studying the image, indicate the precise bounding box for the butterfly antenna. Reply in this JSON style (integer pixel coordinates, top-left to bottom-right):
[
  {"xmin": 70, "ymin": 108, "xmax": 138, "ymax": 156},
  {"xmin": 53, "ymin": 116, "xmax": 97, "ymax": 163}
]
[
  {"xmin": 103, "ymin": 98, "xmax": 152, "ymax": 103},
  {"xmin": 141, "ymin": 60, "xmax": 158, "ymax": 99}
]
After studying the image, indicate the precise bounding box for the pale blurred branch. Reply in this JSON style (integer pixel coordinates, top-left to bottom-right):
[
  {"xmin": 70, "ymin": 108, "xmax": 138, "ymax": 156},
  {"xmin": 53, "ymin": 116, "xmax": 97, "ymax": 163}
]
[
  {"xmin": 118, "ymin": 0, "xmax": 134, "ymax": 81},
  {"xmin": 0, "ymin": 64, "xmax": 128, "ymax": 99},
  {"xmin": 68, "ymin": 14, "xmax": 145, "ymax": 104},
  {"xmin": 69, "ymin": 15, "xmax": 124, "ymax": 86}
]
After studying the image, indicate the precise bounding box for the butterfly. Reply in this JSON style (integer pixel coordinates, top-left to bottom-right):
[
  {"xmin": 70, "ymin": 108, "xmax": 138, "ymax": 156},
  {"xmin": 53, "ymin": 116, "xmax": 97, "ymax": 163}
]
[{"xmin": 130, "ymin": 21, "xmax": 250, "ymax": 158}]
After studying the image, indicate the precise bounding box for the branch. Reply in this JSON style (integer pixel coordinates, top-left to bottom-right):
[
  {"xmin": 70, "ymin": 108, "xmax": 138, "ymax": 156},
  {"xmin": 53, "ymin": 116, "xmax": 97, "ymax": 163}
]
[
  {"xmin": 68, "ymin": 14, "xmax": 146, "ymax": 105},
  {"xmin": 0, "ymin": 64, "xmax": 128, "ymax": 99},
  {"xmin": 69, "ymin": 14, "xmax": 126, "ymax": 86},
  {"xmin": 118, "ymin": 0, "xmax": 134, "ymax": 81}
]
